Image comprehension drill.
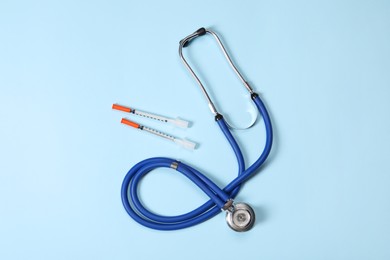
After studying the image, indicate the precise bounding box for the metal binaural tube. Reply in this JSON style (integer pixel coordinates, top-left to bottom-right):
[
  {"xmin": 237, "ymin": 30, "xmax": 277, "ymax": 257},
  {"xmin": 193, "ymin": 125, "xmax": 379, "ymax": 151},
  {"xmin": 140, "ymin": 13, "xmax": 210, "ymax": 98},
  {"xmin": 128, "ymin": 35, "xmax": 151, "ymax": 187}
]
[{"xmin": 178, "ymin": 28, "xmax": 254, "ymax": 116}]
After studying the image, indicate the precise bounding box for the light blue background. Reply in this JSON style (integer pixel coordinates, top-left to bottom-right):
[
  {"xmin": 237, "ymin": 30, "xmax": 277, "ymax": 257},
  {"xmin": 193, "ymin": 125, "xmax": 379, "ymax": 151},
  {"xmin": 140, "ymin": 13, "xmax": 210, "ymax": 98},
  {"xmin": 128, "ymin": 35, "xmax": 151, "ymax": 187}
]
[{"xmin": 1, "ymin": 0, "xmax": 390, "ymax": 259}]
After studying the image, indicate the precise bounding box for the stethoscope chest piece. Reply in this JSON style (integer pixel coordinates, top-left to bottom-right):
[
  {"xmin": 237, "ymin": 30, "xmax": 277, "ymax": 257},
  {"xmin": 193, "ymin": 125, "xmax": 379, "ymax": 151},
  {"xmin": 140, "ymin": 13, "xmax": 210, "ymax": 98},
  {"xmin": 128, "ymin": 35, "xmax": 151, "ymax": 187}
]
[{"xmin": 225, "ymin": 202, "xmax": 255, "ymax": 232}]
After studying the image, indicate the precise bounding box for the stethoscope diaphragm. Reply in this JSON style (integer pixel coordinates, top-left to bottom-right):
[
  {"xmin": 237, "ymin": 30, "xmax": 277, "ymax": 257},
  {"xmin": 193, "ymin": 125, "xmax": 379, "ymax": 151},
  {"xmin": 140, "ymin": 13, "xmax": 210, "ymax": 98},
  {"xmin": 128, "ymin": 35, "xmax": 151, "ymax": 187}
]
[{"xmin": 225, "ymin": 202, "xmax": 255, "ymax": 232}]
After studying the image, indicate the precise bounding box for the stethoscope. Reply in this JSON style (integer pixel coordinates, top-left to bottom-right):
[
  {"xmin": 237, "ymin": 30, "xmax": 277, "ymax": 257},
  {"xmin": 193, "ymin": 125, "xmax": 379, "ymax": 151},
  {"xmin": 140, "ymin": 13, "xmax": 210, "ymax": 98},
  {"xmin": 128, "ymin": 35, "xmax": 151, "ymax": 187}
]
[{"xmin": 121, "ymin": 27, "xmax": 273, "ymax": 232}]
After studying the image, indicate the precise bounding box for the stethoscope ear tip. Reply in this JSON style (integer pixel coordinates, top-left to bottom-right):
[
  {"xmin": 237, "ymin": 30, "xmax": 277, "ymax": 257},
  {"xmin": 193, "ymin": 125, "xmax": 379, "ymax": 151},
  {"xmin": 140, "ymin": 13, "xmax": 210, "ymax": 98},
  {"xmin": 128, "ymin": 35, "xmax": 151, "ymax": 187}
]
[
  {"xmin": 179, "ymin": 39, "xmax": 190, "ymax": 48},
  {"xmin": 180, "ymin": 27, "xmax": 207, "ymax": 48}
]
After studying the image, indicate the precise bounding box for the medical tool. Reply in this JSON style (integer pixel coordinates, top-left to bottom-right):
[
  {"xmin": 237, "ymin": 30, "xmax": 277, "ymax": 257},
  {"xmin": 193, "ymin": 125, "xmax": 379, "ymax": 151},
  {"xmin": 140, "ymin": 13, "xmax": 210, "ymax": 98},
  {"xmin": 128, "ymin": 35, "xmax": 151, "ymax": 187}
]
[
  {"xmin": 112, "ymin": 104, "xmax": 189, "ymax": 128},
  {"xmin": 121, "ymin": 118, "xmax": 196, "ymax": 150},
  {"xmin": 120, "ymin": 27, "xmax": 273, "ymax": 232}
]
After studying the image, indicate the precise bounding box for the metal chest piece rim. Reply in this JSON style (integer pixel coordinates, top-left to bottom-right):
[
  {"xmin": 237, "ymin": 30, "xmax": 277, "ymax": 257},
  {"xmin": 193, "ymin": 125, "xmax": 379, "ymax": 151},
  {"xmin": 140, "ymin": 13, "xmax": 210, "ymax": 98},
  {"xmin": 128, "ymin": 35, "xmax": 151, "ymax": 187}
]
[{"xmin": 225, "ymin": 202, "xmax": 255, "ymax": 232}]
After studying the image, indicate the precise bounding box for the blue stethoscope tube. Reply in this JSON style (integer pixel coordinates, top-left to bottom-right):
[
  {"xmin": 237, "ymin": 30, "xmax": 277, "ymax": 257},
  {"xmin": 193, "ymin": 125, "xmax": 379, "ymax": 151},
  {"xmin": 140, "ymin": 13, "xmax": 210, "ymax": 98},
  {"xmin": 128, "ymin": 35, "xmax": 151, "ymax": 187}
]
[{"xmin": 121, "ymin": 94, "xmax": 273, "ymax": 230}]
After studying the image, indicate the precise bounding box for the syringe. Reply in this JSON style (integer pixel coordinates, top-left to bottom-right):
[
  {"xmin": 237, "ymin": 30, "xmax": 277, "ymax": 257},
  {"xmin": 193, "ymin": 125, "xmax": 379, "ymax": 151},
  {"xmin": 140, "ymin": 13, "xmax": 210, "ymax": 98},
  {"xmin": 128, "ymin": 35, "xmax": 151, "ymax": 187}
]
[
  {"xmin": 120, "ymin": 118, "xmax": 196, "ymax": 150},
  {"xmin": 112, "ymin": 104, "xmax": 189, "ymax": 128}
]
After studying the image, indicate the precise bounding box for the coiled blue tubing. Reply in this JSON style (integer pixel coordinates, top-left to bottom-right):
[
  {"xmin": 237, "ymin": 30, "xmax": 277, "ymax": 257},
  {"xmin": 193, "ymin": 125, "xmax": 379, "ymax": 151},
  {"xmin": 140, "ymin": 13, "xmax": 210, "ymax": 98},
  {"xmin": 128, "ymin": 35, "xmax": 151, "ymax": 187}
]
[{"xmin": 121, "ymin": 95, "xmax": 273, "ymax": 230}]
